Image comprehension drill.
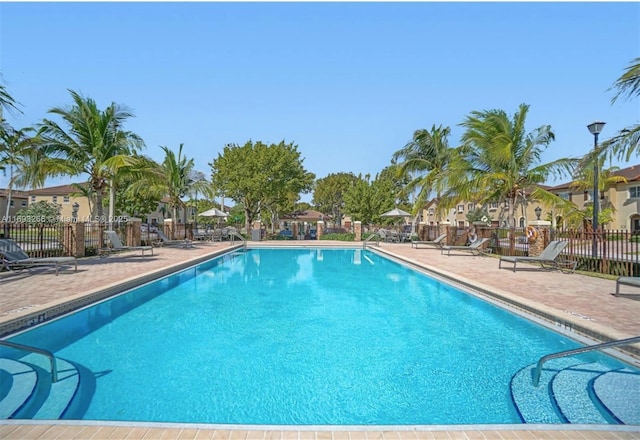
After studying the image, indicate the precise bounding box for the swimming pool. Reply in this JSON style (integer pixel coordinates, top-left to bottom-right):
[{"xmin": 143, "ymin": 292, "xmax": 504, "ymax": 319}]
[{"xmin": 1, "ymin": 247, "xmax": 638, "ymax": 425}]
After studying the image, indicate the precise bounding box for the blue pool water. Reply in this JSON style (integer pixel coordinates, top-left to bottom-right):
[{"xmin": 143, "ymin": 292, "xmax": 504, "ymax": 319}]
[{"xmin": 3, "ymin": 248, "xmax": 636, "ymax": 424}]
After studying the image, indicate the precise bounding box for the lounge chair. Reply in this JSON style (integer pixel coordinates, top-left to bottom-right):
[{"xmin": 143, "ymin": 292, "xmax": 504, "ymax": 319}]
[
  {"xmin": 441, "ymin": 237, "xmax": 491, "ymax": 256},
  {"xmin": 100, "ymin": 231, "xmax": 154, "ymax": 258},
  {"xmin": 615, "ymin": 276, "xmax": 640, "ymax": 296},
  {"xmin": 411, "ymin": 233, "xmax": 447, "ymax": 249},
  {"xmin": 156, "ymin": 230, "xmax": 193, "ymax": 248},
  {"xmin": 498, "ymin": 240, "xmax": 574, "ymax": 273},
  {"xmin": 193, "ymin": 228, "xmax": 210, "ymax": 241},
  {"xmin": 0, "ymin": 238, "xmax": 77, "ymax": 276}
]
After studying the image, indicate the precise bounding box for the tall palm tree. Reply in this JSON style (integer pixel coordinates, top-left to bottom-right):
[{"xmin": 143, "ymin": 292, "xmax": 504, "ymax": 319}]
[
  {"xmin": 605, "ymin": 57, "xmax": 640, "ymax": 161},
  {"xmin": 448, "ymin": 104, "xmax": 576, "ymax": 227},
  {"xmin": 129, "ymin": 144, "xmax": 212, "ymax": 237},
  {"xmin": 392, "ymin": 125, "xmax": 453, "ymax": 222},
  {"xmin": 38, "ymin": 90, "xmax": 144, "ymax": 218}
]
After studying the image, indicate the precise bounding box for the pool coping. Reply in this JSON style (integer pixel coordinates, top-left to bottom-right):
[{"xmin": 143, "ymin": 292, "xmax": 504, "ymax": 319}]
[{"xmin": 1, "ymin": 243, "xmax": 639, "ymax": 435}]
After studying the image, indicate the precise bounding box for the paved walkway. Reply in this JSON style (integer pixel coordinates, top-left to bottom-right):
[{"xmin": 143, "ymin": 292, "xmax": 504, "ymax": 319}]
[{"xmin": 1, "ymin": 240, "xmax": 639, "ymax": 439}]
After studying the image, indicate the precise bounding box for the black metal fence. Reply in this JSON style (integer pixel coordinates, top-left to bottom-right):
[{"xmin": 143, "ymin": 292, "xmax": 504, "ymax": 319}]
[
  {"xmin": 2, "ymin": 221, "xmax": 638, "ymax": 277},
  {"xmin": 418, "ymin": 224, "xmax": 639, "ymax": 277}
]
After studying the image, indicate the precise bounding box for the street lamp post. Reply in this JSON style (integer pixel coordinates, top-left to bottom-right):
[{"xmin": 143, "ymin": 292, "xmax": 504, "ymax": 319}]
[
  {"xmin": 587, "ymin": 121, "xmax": 606, "ymax": 258},
  {"xmin": 72, "ymin": 202, "xmax": 79, "ymax": 222}
]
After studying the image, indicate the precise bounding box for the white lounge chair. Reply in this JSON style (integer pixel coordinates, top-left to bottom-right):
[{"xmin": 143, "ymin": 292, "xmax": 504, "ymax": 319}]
[
  {"xmin": 0, "ymin": 238, "xmax": 77, "ymax": 276},
  {"xmin": 441, "ymin": 237, "xmax": 491, "ymax": 256},
  {"xmin": 411, "ymin": 233, "xmax": 447, "ymax": 249},
  {"xmin": 498, "ymin": 240, "xmax": 574, "ymax": 273},
  {"xmin": 100, "ymin": 231, "xmax": 154, "ymax": 257}
]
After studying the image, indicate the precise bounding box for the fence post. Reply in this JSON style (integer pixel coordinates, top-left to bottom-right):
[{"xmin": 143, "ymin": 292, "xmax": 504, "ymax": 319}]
[
  {"xmin": 527, "ymin": 219, "xmax": 551, "ymax": 257},
  {"xmin": 127, "ymin": 218, "xmax": 142, "ymax": 247},
  {"xmin": 439, "ymin": 221, "xmax": 452, "ymax": 246},
  {"xmin": 65, "ymin": 222, "xmax": 86, "ymax": 257},
  {"xmin": 354, "ymin": 221, "xmax": 362, "ymax": 241}
]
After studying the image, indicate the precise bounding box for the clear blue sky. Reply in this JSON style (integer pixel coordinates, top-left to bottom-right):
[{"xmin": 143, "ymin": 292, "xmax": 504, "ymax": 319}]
[{"xmin": 1, "ymin": 2, "xmax": 639, "ymax": 202}]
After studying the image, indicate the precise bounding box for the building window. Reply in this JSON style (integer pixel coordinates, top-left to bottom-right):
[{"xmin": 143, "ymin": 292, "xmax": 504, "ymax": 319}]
[
  {"xmin": 63, "ymin": 195, "xmax": 70, "ymax": 203},
  {"xmin": 630, "ymin": 186, "xmax": 640, "ymax": 199},
  {"xmin": 21, "ymin": 201, "xmax": 27, "ymax": 207},
  {"xmin": 468, "ymin": 203, "xmax": 474, "ymax": 211},
  {"xmin": 489, "ymin": 202, "xmax": 498, "ymax": 210},
  {"xmin": 457, "ymin": 204, "xmax": 464, "ymax": 213},
  {"xmin": 428, "ymin": 208, "xmax": 434, "ymax": 216},
  {"xmin": 9, "ymin": 200, "xmax": 14, "ymax": 207},
  {"xmin": 52, "ymin": 195, "xmax": 58, "ymax": 204},
  {"xmin": 30, "ymin": 195, "xmax": 36, "ymax": 203},
  {"xmin": 558, "ymin": 192, "xmax": 570, "ymax": 200}
]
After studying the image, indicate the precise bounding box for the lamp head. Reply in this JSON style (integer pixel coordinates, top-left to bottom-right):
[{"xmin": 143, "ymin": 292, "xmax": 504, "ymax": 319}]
[
  {"xmin": 534, "ymin": 206, "xmax": 542, "ymax": 220},
  {"xmin": 587, "ymin": 121, "xmax": 606, "ymax": 135}
]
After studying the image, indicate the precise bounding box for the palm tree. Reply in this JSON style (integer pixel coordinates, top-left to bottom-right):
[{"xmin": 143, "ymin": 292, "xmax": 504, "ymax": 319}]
[
  {"xmin": 447, "ymin": 104, "xmax": 576, "ymax": 227},
  {"xmin": 38, "ymin": 90, "xmax": 144, "ymax": 218},
  {"xmin": 129, "ymin": 144, "xmax": 212, "ymax": 238},
  {"xmin": 392, "ymin": 125, "xmax": 453, "ymax": 222},
  {"xmin": 1, "ymin": 127, "xmax": 39, "ymax": 218},
  {"xmin": 604, "ymin": 57, "xmax": 640, "ymax": 161}
]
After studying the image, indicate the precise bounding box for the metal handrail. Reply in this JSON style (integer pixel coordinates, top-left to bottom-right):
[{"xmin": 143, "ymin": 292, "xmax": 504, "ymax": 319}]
[
  {"xmin": 0, "ymin": 340, "xmax": 59, "ymax": 383},
  {"xmin": 532, "ymin": 335, "xmax": 640, "ymax": 386},
  {"xmin": 229, "ymin": 231, "xmax": 247, "ymax": 249},
  {"xmin": 363, "ymin": 232, "xmax": 381, "ymax": 249}
]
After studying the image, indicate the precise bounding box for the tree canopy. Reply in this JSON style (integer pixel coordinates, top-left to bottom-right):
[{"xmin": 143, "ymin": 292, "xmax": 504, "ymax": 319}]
[{"xmin": 210, "ymin": 140, "xmax": 314, "ymax": 232}]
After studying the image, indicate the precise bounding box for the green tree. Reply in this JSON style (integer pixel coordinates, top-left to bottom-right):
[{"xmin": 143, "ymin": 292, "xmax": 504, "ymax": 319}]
[
  {"xmin": 392, "ymin": 125, "xmax": 453, "ymax": 221},
  {"xmin": 604, "ymin": 57, "xmax": 640, "ymax": 161},
  {"xmin": 210, "ymin": 140, "xmax": 314, "ymax": 233},
  {"xmin": 446, "ymin": 104, "xmax": 575, "ymax": 227},
  {"xmin": 38, "ymin": 90, "xmax": 144, "ymax": 218},
  {"xmin": 313, "ymin": 172, "xmax": 359, "ymax": 227},
  {"xmin": 15, "ymin": 200, "xmax": 61, "ymax": 225}
]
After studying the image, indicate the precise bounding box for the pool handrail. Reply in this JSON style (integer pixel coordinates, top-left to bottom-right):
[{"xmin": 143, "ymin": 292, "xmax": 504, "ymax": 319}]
[
  {"xmin": 0, "ymin": 339, "xmax": 59, "ymax": 383},
  {"xmin": 229, "ymin": 231, "xmax": 247, "ymax": 249},
  {"xmin": 532, "ymin": 335, "xmax": 640, "ymax": 386},
  {"xmin": 363, "ymin": 232, "xmax": 381, "ymax": 249}
]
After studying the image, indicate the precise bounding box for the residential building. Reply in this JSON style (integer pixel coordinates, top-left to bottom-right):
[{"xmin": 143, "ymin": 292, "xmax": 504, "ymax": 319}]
[
  {"xmin": 0, "ymin": 189, "xmax": 29, "ymax": 220},
  {"xmin": 419, "ymin": 164, "xmax": 640, "ymax": 233}
]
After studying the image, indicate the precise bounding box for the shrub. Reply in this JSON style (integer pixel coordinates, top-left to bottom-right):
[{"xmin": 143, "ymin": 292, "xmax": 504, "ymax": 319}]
[{"xmin": 320, "ymin": 233, "xmax": 355, "ymax": 241}]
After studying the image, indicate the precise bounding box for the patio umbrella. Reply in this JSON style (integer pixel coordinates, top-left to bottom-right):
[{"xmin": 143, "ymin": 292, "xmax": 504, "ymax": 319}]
[
  {"xmin": 380, "ymin": 208, "xmax": 411, "ymax": 218},
  {"xmin": 198, "ymin": 208, "xmax": 229, "ymax": 218},
  {"xmin": 380, "ymin": 208, "xmax": 412, "ymax": 237}
]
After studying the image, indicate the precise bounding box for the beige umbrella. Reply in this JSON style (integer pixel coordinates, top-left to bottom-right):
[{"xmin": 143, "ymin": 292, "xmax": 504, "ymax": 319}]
[{"xmin": 198, "ymin": 208, "xmax": 229, "ymax": 218}]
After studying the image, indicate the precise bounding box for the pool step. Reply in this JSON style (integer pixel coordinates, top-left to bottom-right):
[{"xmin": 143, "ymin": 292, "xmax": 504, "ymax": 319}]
[
  {"xmin": 592, "ymin": 369, "xmax": 640, "ymax": 425},
  {"xmin": 0, "ymin": 358, "xmax": 37, "ymax": 418},
  {"xmin": 511, "ymin": 360, "xmax": 638, "ymax": 425},
  {"xmin": 0, "ymin": 354, "xmax": 80, "ymax": 420},
  {"xmin": 551, "ymin": 362, "xmax": 614, "ymax": 424}
]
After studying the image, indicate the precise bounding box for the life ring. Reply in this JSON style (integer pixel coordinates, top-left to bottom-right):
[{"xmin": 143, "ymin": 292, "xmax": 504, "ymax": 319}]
[{"xmin": 525, "ymin": 225, "xmax": 538, "ymax": 241}]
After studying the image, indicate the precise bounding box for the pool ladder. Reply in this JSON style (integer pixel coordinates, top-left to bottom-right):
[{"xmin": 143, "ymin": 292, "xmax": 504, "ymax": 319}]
[
  {"xmin": 363, "ymin": 232, "xmax": 382, "ymax": 249},
  {"xmin": 532, "ymin": 335, "xmax": 640, "ymax": 386},
  {"xmin": 0, "ymin": 339, "xmax": 59, "ymax": 382},
  {"xmin": 229, "ymin": 231, "xmax": 247, "ymax": 249}
]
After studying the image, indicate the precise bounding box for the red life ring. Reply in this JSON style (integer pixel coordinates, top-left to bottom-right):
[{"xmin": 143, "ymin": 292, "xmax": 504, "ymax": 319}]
[{"xmin": 525, "ymin": 225, "xmax": 538, "ymax": 240}]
